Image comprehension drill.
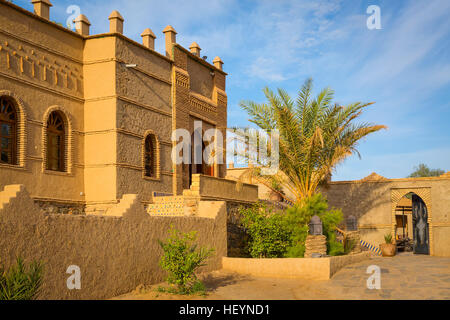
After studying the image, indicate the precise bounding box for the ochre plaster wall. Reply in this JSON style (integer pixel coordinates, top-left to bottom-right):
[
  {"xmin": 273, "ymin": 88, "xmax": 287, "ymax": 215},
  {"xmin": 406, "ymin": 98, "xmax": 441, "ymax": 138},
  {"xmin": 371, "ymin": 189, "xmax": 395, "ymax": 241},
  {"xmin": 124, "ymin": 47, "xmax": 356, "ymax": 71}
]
[{"xmin": 0, "ymin": 185, "xmax": 227, "ymax": 299}]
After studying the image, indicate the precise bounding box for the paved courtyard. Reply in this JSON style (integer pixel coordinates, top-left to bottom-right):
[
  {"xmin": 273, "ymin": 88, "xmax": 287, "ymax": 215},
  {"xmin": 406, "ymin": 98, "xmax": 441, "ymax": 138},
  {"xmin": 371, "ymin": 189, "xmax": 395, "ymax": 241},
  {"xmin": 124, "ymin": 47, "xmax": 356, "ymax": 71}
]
[{"xmin": 115, "ymin": 253, "xmax": 450, "ymax": 300}]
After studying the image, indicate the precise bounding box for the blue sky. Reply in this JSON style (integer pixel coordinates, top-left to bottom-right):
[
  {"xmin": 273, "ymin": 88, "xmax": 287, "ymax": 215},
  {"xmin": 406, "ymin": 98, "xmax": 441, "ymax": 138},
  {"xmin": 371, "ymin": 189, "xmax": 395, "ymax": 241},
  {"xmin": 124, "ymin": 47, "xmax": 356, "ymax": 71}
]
[{"xmin": 16, "ymin": 0, "xmax": 450, "ymax": 180}]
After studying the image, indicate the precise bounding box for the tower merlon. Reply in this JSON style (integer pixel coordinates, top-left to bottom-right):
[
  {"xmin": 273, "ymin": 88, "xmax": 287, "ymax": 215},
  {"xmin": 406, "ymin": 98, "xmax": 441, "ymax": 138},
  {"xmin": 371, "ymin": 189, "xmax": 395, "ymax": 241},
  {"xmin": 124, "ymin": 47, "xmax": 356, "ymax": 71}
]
[
  {"xmin": 141, "ymin": 28, "xmax": 156, "ymax": 50},
  {"xmin": 163, "ymin": 25, "xmax": 177, "ymax": 59},
  {"xmin": 74, "ymin": 14, "xmax": 91, "ymax": 36},
  {"xmin": 213, "ymin": 56, "xmax": 224, "ymax": 71},
  {"xmin": 189, "ymin": 42, "xmax": 201, "ymax": 57},
  {"xmin": 31, "ymin": 0, "xmax": 52, "ymax": 20},
  {"xmin": 109, "ymin": 10, "xmax": 124, "ymax": 34}
]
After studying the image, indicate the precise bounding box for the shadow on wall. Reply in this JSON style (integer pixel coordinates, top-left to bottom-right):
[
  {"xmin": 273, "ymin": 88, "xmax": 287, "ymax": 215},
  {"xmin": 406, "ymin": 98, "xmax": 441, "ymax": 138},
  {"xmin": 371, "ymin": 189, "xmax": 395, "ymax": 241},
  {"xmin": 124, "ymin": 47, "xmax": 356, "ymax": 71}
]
[{"xmin": 0, "ymin": 185, "xmax": 227, "ymax": 300}]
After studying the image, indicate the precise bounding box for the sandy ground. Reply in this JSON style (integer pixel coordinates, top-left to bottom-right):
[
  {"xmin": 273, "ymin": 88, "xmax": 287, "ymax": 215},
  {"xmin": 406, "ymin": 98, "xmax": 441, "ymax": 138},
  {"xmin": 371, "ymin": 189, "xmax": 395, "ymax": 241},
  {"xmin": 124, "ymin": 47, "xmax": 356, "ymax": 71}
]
[{"xmin": 112, "ymin": 253, "xmax": 450, "ymax": 300}]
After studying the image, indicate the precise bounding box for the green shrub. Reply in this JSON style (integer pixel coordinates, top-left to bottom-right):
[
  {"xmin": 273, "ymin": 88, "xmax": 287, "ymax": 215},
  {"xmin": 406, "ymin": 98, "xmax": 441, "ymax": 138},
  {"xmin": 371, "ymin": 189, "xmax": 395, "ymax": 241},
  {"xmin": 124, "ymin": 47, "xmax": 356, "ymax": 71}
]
[
  {"xmin": 158, "ymin": 227, "xmax": 214, "ymax": 294},
  {"xmin": 240, "ymin": 203, "xmax": 291, "ymax": 258},
  {"xmin": 283, "ymin": 194, "xmax": 344, "ymax": 257},
  {"xmin": 0, "ymin": 257, "xmax": 44, "ymax": 300},
  {"xmin": 239, "ymin": 194, "xmax": 344, "ymax": 258},
  {"xmin": 328, "ymin": 235, "xmax": 345, "ymax": 256},
  {"xmin": 282, "ymin": 205, "xmax": 310, "ymax": 258}
]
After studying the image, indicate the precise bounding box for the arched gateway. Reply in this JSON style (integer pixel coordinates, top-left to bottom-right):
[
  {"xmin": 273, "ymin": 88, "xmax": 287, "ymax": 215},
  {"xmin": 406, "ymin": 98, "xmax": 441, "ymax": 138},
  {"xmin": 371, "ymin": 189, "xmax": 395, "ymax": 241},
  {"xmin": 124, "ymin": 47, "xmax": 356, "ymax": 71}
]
[{"xmin": 391, "ymin": 188, "xmax": 432, "ymax": 255}]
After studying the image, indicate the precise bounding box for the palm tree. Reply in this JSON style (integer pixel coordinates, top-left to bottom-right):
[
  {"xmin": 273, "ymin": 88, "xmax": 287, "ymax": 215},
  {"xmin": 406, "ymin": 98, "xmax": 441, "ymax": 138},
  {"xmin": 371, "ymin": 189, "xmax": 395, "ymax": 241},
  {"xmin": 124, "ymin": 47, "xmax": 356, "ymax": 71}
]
[{"xmin": 237, "ymin": 78, "xmax": 387, "ymax": 204}]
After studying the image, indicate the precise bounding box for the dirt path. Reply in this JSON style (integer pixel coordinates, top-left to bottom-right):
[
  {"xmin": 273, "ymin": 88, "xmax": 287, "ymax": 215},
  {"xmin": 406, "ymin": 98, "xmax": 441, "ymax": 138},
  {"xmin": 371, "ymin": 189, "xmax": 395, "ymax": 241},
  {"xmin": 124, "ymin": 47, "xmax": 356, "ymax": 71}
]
[{"xmin": 113, "ymin": 253, "xmax": 450, "ymax": 300}]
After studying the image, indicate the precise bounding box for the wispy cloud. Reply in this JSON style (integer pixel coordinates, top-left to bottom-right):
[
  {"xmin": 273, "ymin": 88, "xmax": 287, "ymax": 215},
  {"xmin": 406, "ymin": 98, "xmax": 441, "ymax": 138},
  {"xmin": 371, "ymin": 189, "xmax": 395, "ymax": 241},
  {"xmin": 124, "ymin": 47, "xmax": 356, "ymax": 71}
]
[
  {"xmin": 14, "ymin": 0, "xmax": 450, "ymax": 179},
  {"xmin": 350, "ymin": 0, "xmax": 450, "ymax": 90}
]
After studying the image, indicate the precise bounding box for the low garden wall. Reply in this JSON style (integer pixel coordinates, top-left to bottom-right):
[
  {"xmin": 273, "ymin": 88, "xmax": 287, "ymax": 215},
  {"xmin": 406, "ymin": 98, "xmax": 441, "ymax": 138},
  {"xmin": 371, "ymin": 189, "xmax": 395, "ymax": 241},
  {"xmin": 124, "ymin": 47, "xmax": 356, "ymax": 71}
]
[
  {"xmin": 0, "ymin": 185, "xmax": 227, "ymax": 300},
  {"xmin": 222, "ymin": 252, "xmax": 370, "ymax": 280}
]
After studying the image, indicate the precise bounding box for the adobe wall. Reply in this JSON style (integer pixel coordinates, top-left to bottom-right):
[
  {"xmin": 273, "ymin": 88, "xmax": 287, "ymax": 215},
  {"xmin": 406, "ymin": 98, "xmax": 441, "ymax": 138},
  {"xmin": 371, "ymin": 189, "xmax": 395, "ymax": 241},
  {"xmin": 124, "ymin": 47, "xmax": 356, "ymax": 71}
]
[
  {"xmin": 322, "ymin": 176, "xmax": 450, "ymax": 256},
  {"xmin": 0, "ymin": 185, "xmax": 227, "ymax": 299},
  {"xmin": 148, "ymin": 174, "xmax": 259, "ymax": 257}
]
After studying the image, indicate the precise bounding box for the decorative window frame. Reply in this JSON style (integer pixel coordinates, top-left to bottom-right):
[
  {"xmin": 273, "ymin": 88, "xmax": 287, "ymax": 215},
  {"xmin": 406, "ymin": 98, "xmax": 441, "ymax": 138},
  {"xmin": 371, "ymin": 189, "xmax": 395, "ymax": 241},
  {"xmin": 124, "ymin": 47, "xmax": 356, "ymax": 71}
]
[
  {"xmin": 0, "ymin": 90, "xmax": 27, "ymax": 169},
  {"xmin": 142, "ymin": 130, "xmax": 160, "ymax": 181},
  {"xmin": 42, "ymin": 106, "xmax": 73, "ymax": 175}
]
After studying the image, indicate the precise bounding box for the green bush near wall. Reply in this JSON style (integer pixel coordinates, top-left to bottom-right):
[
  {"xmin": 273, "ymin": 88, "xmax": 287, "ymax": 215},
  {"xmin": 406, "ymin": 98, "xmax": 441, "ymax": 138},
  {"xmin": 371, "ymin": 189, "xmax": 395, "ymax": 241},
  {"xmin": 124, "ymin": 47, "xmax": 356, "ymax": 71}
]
[
  {"xmin": 240, "ymin": 204, "xmax": 292, "ymax": 258},
  {"xmin": 158, "ymin": 227, "xmax": 215, "ymax": 295},
  {"xmin": 239, "ymin": 194, "xmax": 344, "ymax": 258}
]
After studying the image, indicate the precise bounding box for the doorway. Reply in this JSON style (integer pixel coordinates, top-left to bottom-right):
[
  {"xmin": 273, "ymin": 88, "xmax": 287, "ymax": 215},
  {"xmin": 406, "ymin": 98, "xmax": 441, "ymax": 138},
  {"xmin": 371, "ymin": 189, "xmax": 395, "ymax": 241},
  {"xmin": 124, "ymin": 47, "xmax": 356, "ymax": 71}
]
[
  {"xmin": 188, "ymin": 132, "xmax": 214, "ymax": 187},
  {"xmin": 394, "ymin": 192, "xmax": 429, "ymax": 255}
]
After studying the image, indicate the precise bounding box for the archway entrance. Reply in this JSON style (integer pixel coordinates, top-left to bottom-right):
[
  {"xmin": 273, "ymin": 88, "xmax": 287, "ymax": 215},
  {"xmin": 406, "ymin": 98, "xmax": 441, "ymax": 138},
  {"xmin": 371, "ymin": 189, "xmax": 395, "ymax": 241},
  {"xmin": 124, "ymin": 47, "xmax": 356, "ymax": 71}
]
[{"xmin": 394, "ymin": 192, "xmax": 430, "ymax": 255}]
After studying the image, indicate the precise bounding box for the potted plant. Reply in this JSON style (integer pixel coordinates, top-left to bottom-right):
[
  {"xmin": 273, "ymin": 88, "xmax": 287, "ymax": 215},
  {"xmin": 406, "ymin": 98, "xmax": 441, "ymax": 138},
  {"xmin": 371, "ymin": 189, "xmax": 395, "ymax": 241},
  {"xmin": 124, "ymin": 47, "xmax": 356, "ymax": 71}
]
[
  {"xmin": 268, "ymin": 180, "xmax": 284, "ymax": 202},
  {"xmin": 380, "ymin": 233, "xmax": 396, "ymax": 257}
]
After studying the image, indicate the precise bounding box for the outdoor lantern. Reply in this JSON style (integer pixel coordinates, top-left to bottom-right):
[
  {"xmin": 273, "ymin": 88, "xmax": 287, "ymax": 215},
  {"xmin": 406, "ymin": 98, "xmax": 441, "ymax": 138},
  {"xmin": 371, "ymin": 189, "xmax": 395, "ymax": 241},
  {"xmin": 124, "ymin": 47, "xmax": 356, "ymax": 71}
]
[
  {"xmin": 308, "ymin": 215, "xmax": 323, "ymax": 235},
  {"xmin": 346, "ymin": 215, "xmax": 358, "ymax": 231}
]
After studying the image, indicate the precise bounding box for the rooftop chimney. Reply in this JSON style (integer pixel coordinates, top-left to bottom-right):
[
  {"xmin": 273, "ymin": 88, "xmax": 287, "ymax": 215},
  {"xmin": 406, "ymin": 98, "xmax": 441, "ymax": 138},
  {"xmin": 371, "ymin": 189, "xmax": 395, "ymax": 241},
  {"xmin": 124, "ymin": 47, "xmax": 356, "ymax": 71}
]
[
  {"xmin": 74, "ymin": 14, "xmax": 91, "ymax": 36},
  {"xmin": 141, "ymin": 28, "xmax": 156, "ymax": 50},
  {"xmin": 213, "ymin": 56, "xmax": 224, "ymax": 71},
  {"xmin": 189, "ymin": 42, "xmax": 201, "ymax": 57},
  {"xmin": 163, "ymin": 25, "xmax": 177, "ymax": 59},
  {"xmin": 31, "ymin": 0, "xmax": 52, "ymax": 20},
  {"xmin": 109, "ymin": 10, "xmax": 124, "ymax": 34}
]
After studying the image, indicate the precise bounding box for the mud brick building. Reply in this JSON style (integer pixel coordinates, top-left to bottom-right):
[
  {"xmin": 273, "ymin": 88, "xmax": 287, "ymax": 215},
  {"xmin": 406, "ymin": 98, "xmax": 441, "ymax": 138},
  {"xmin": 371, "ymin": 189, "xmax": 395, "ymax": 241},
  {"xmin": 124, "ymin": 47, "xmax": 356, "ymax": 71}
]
[{"xmin": 0, "ymin": 0, "xmax": 250, "ymax": 216}]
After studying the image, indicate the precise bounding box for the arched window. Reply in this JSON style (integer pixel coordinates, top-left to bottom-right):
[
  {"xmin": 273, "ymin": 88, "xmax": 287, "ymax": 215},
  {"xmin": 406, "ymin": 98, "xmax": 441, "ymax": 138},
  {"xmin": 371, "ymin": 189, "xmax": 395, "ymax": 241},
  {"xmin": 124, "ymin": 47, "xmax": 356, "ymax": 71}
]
[
  {"xmin": 0, "ymin": 96, "xmax": 17, "ymax": 165},
  {"xmin": 144, "ymin": 134, "xmax": 156, "ymax": 178},
  {"xmin": 46, "ymin": 111, "xmax": 65, "ymax": 172}
]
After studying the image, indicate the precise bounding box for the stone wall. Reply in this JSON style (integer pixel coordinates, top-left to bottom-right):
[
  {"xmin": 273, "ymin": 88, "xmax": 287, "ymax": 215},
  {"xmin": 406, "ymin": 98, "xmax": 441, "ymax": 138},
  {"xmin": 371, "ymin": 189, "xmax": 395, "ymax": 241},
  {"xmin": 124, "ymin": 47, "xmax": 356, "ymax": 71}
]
[
  {"xmin": 35, "ymin": 199, "xmax": 85, "ymax": 215},
  {"xmin": 0, "ymin": 185, "xmax": 227, "ymax": 299},
  {"xmin": 226, "ymin": 201, "xmax": 253, "ymax": 257}
]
